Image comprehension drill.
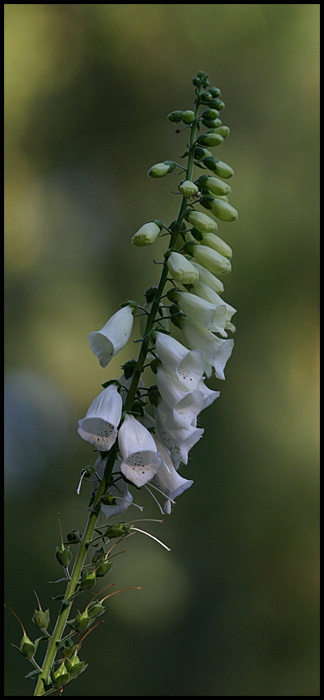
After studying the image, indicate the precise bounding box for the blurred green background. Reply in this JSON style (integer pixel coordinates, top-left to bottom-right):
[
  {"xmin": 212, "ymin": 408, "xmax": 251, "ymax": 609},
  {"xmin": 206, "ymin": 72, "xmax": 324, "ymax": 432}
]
[{"xmin": 4, "ymin": 4, "xmax": 320, "ymax": 696}]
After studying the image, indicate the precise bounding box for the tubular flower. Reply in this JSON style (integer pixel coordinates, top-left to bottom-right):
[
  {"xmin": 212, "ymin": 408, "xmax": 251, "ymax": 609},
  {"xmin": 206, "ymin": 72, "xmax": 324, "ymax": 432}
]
[
  {"xmin": 152, "ymin": 436, "xmax": 193, "ymax": 514},
  {"xmin": 154, "ymin": 331, "xmax": 205, "ymax": 390},
  {"xmin": 155, "ymin": 399, "xmax": 204, "ymax": 468},
  {"xmin": 180, "ymin": 319, "xmax": 234, "ymax": 379},
  {"xmin": 78, "ymin": 383, "xmax": 122, "ymax": 450},
  {"xmin": 192, "ymin": 281, "xmax": 237, "ymax": 331},
  {"xmin": 173, "ymin": 290, "xmax": 227, "ymax": 335},
  {"xmin": 88, "ymin": 305, "xmax": 134, "ymax": 368},
  {"xmin": 156, "ymin": 365, "xmax": 205, "ymax": 419},
  {"xmin": 118, "ymin": 414, "xmax": 162, "ymax": 488}
]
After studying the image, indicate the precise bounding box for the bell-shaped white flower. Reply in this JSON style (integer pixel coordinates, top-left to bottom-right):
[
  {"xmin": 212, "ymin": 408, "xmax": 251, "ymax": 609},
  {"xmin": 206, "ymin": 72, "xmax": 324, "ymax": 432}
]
[
  {"xmin": 192, "ymin": 281, "xmax": 237, "ymax": 331},
  {"xmin": 156, "ymin": 365, "xmax": 205, "ymax": 420},
  {"xmin": 174, "ymin": 291, "xmax": 227, "ymax": 336},
  {"xmin": 118, "ymin": 414, "xmax": 162, "ymax": 488},
  {"xmin": 154, "ymin": 331, "xmax": 205, "ymax": 390},
  {"xmin": 94, "ymin": 456, "xmax": 133, "ymax": 519},
  {"xmin": 88, "ymin": 305, "xmax": 134, "ymax": 368},
  {"xmin": 196, "ymin": 380, "xmax": 220, "ymax": 410},
  {"xmin": 78, "ymin": 383, "xmax": 122, "ymax": 450},
  {"xmin": 181, "ymin": 319, "xmax": 234, "ymax": 379},
  {"xmin": 151, "ymin": 437, "xmax": 193, "ymax": 514},
  {"xmin": 155, "ymin": 399, "xmax": 204, "ymax": 468}
]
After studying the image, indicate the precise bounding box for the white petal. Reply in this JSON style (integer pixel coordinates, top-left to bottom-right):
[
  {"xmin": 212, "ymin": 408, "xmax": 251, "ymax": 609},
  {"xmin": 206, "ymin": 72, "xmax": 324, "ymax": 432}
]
[
  {"xmin": 89, "ymin": 306, "xmax": 134, "ymax": 367},
  {"xmin": 120, "ymin": 450, "xmax": 162, "ymax": 488},
  {"xmin": 118, "ymin": 414, "xmax": 157, "ymax": 459},
  {"xmin": 78, "ymin": 418, "xmax": 118, "ymax": 451},
  {"xmin": 181, "ymin": 320, "xmax": 234, "ymax": 380}
]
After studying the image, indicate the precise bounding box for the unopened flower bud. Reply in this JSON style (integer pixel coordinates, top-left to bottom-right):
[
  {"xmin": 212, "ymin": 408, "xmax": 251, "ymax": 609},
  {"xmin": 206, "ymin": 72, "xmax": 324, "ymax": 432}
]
[
  {"xmin": 80, "ymin": 571, "xmax": 96, "ymax": 590},
  {"xmin": 190, "ymin": 261, "xmax": 224, "ymax": 294},
  {"xmin": 202, "ymin": 117, "xmax": 222, "ymax": 129},
  {"xmin": 132, "ymin": 221, "xmax": 161, "ymax": 247},
  {"xmin": 200, "ymin": 91, "xmax": 212, "ymax": 102},
  {"xmin": 210, "ymin": 198, "xmax": 238, "ymax": 222},
  {"xmin": 198, "ymin": 175, "xmax": 231, "ymax": 196},
  {"xmin": 178, "ymin": 180, "xmax": 199, "ymax": 197},
  {"xmin": 192, "ymin": 245, "xmax": 232, "ymax": 275},
  {"xmin": 194, "ymin": 146, "xmax": 212, "ymax": 160},
  {"xmin": 213, "ymin": 125, "xmax": 230, "ymax": 138},
  {"xmin": 167, "ymin": 110, "xmax": 183, "ymax": 122},
  {"xmin": 148, "ymin": 161, "xmax": 176, "ymax": 178},
  {"xmin": 197, "ymin": 133, "xmax": 224, "ymax": 147},
  {"xmin": 20, "ymin": 633, "xmax": 36, "ymax": 659},
  {"xmin": 56, "ymin": 546, "xmax": 72, "ymax": 568},
  {"xmin": 167, "ymin": 251, "xmax": 199, "ymax": 284},
  {"xmin": 182, "ymin": 110, "xmax": 194, "ymax": 124},
  {"xmin": 209, "ymin": 86, "xmax": 221, "ymax": 97},
  {"xmin": 200, "ymin": 231, "xmax": 233, "ymax": 259},
  {"xmin": 202, "ymin": 108, "xmax": 219, "ymax": 120},
  {"xmin": 185, "ymin": 210, "xmax": 217, "ymax": 234},
  {"xmin": 210, "ymin": 97, "xmax": 225, "ymax": 110},
  {"xmin": 203, "ymin": 157, "xmax": 234, "ymax": 178}
]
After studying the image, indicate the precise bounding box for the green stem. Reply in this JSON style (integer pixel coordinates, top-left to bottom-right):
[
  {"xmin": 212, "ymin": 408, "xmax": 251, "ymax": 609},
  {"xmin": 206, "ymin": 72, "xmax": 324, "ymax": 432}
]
[{"xmin": 33, "ymin": 84, "xmax": 202, "ymax": 697}]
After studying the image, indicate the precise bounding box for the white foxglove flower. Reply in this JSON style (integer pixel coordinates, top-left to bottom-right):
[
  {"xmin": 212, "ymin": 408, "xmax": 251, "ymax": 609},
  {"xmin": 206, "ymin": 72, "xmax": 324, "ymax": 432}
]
[
  {"xmin": 88, "ymin": 305, "xmax": 134, "ymax": 368},
  {"xmin": 174, "ymin": 291, "xmax": 227, "ymax": 336},
  {"xmin": 94, "ymin": 456, "xmax": 133, "ymax": 519},
  {"xmin": 78, "ymin": 383, "xmax": 122, "ymax": 450},
  {"xmin": 152, "ymin": 437, "xmax": 193, "ymax": 514},
  {"xmin": 154, "ymin": 331, "xmax": 205, "ymax": 390},
  {"xmin": 192, "ymin": 281, "xmax": 237, "ymax": 330},
  {"xmin": 196, "ymin": 380, "xmax": 220, "ymax": 410},
  {"xmin": 181, "ymin": 319, "xmax": 234, "ymax": 379},
  {"xmin": 118, "ymin": 414, "xmax": 162, "ymax": 488},
  {"xmin": 155, "ymin": 399, "xmax": 204, "ymax": 468},
  {"xmin": 156, "ymin": 365, "xmax": 205, "ymax": 419}
]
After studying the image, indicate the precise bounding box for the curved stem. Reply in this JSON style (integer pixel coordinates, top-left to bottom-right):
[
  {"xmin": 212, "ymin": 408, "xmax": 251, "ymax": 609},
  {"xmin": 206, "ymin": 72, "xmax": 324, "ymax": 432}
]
[{"xmin": 33, "ymin": 84, "xmax": 202, "ymax": 697}]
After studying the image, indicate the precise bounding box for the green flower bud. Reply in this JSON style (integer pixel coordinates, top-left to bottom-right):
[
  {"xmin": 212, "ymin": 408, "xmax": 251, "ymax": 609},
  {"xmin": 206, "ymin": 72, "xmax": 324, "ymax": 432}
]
[
  {"xmin": 209, "ymin": 97, "xmax": 225, "ymax": 110},
  {"xmin": 96, "ymin": 560, "xmax": 113, "ymax": 577},
  {"xmin": 74, "ymin": 610, "xmax": 91, "ymax": 632},
  {"xmin": 197, "ymin": 133, "xmax": 224, "ymax": 147},
  {"xmin": 209, "ymin": 86, "xmax": 221, "ymax": 97},
  {"xmin": 20, "ymin": 633, "xmax": 36, "ymax": 659},
  {"xmin": 203, "ymin": 157, "xmax": 234, "ymax": 178},
  {"xmin": 132, "ymin": 221, "xmax": 161, "ymax": 247},
  {"xmin": 212, "ymin": 125, "xmax": 230, "ymax": 138},
  {"xmin": 182, "ymin": 110, "xmax": 194, "ymax": 124},
  {"xmin": 33, "ymin": 607, "xmax": 50, "ymax": 631},
  {"xmin": 148, "ymin": 161, "xmax": 176, "ymax": 178},
  {"xmin": 202, "ymin": 118, "xmax": 222, "ymax": 129},
  {"xmin": 167, "ymin": 251, "xmax": 199, "ymax": 284},
  {"xmin": 56, "ymin": 546, "xmax": 72, "ymax": 568},
  {"xmin": 190, "ymin": 261, "xmax": 224, "ymax": 294},
  {"xmin": 192, "ymin": 76, "xmax": 202, "ymax": 86},
  {"xmin": 210, "ymin": 198, "xmax": 238, "ymax": 222},
  {"xmin": 52, "ymin": 663, "xmax": 70, "ymax": 689},
  {"xmin": 185, "ymin": 210, "xmax": 217, "ymax": 234},
  {"xmin": 202, "ymin": 108, "xmax": 219, "ymax": 120},
  {"xmin": 200, "ymin": 91, "xmax": 213, "ymax": 102},
  {"xmin": 198, "ymin": 175, "xmax": 231, "ymax": 196},
  {"xmin": 92, "ymin": 547, "xmax": 105, "ymax": 565},
  {"xmin": 87, "ymin": 601, "xmax": 106, "ymax": 618},
  {"xmin": 194, "ymin": 146, "xmax": 212, "ymax": 161},
  {"xmin": 200, "ymin": 231, "xmax": 233, "ymax": 259},
  {"xmin": 167, "ymin": 110, "xmax": 183, "ymax": 122},
  {"xmin": 80, "ymin": 571, "xmax": 96, "ymax": 590},
  {"xmin": 192, "ymin": 245, "xmax": 232, "ymax": 275},
  {"xmin": 178, "ymin": 180, "xmax": 199, "ymax": 197}
]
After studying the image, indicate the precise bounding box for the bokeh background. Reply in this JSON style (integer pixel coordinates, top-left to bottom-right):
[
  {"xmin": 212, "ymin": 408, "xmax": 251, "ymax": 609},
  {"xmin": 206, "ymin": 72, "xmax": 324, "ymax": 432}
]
[{"xmin": 4, "ymin": 4, "xmax": 320, "ymax": 697}]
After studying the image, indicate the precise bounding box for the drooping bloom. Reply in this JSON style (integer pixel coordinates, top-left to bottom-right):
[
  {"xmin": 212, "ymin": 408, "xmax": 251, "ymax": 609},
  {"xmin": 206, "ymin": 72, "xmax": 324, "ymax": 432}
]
[
  {"xmin": 156, "ymin": 365, "xmax": 205, "ymax": 424},
  {"xmin": 94, "ymin": 456, "xmax": 133, "ymax": 519},
  {"xmin": 151, "ymin": 437, "xmax": 193, "ymax": 514},
  {"xmin": 155, "ymin": 399, "xmax": 204, "ymax": 468},
  {"xmin": 180, "ymin": 319, "xmax": 234, "ymax": 379},
  {"xmin": 78, "ymin": 383, "xmax": 122, "ymax": 450},
  {"xmin": 154, "ymin": 331, "xmax": 205, "ymax": 390},
  {"xmin": 173, "ymin": 290, "xmax": 227, "ymax": 336},
  {"xmin": 118, "ymin": 414, "xmax": 162, "ymax": 488},
  {"xmin": 88, "ymin": 305, "xmax": 134, "ymax": 368},
  {"xmin": 192, "ymin": 281, "xmax": 237, "ymax": 331}
]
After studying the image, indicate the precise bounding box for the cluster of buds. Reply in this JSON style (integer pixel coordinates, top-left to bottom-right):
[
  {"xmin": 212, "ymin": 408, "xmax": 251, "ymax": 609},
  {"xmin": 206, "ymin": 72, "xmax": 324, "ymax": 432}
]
[{"xmin": 77, "ymin": 70, "xmax": 237, "ymax": 517}]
